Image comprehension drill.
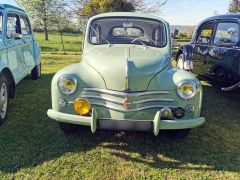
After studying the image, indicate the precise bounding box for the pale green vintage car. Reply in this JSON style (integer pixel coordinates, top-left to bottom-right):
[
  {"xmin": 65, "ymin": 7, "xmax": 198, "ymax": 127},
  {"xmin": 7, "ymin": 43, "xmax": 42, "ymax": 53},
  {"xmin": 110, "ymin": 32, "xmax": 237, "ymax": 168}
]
[
  {"xmin": 0, "ymin": 3, "xmax": 41, "ymax": 125},
  {"xmin": 47, "ymin": 12, "xmax": 205, "ymax": 138}
]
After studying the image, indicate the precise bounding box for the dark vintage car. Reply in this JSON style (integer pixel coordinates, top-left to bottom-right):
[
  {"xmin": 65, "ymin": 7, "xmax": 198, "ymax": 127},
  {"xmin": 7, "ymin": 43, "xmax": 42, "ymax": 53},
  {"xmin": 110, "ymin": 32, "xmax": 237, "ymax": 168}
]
[{"xmin": 176, "ymin": 14, "xmax": 240, "ymax": 90}]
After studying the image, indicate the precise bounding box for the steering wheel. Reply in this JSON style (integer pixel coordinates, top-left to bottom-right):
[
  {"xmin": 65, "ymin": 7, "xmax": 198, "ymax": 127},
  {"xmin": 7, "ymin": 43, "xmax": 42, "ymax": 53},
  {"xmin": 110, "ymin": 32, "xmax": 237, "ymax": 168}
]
[{"xmin": 131, "ymin": 37, "xmax": 155, "ymax": 44}]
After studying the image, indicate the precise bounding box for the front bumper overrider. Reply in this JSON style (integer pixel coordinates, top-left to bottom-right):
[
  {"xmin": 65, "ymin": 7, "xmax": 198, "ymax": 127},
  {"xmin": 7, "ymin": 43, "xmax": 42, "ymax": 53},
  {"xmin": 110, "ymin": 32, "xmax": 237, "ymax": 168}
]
[{"xmin": 47, "ymin": 109, "xmax": 205, "ymax": 136}]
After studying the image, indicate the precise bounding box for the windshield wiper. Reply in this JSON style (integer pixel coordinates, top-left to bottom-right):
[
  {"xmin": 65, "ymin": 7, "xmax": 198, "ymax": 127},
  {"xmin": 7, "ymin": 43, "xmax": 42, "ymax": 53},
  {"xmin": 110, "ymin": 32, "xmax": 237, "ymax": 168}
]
[{"xmin": 90, "ymin": 25, "xmax": 112, "ymax": 47}]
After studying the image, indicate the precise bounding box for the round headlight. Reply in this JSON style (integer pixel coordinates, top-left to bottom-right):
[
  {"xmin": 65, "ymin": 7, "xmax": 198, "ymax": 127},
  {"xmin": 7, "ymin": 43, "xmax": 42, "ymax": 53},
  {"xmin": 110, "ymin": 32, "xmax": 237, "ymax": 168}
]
[
  {"xmin": 58, "ymin": 75, "xmax": 77, "ymax": 95},
  {"xmin": 177, "ymin": 80, "xmax": 197, "ymax": 99},
  {"xmin": 74, "ymin": 98, "xmax": 91, "ymax": 115}
]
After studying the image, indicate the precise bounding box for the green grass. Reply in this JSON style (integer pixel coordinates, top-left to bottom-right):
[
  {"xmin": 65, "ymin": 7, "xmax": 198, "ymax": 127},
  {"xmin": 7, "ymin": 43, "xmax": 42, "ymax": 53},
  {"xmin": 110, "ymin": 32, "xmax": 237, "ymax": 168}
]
[
  {"xmin": 0, "ymin": 35, "xmax": 240, "ymax": 179},
  {"xmin": 34, "ymin": 32, "xmax": 83, "ymax": 52}
]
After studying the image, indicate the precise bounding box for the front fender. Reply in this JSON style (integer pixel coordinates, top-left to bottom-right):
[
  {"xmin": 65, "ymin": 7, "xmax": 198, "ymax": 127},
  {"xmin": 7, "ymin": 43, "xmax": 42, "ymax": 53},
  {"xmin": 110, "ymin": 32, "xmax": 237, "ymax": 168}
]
[
  {"xmin": 51, "ymin": 61, "xmax": 106, "ymax": 113},
  {"xmin": 176, "ymin": 44, "xmax": 193, "ymax": 61},
  {"xmin": 148, "ymin": 68, "xmax": 202, "ymax": 118}
]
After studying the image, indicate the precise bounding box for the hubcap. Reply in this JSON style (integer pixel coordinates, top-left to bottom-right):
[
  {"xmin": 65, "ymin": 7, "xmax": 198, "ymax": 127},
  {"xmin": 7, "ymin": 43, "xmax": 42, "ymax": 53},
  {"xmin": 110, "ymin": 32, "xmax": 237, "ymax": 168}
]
[{"xmin": 0, "ymin": 82, "xmax": 8, "ymax": 119}]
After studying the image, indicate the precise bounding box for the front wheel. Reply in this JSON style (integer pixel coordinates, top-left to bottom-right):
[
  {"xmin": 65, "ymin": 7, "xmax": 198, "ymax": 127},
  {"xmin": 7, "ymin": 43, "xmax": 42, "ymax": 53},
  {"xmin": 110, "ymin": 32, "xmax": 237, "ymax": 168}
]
[
  {"xmin": 31, "ymin": 64, "xmax": 41, "ymax": 80},
  {"xmin": 0, "ymin": 76, "xmax": 9, "ymax": 126},
  {"xmin": 165, "ymin": 129, "xmax": 191, "ymax": 139},
  {"xmin": 176, "ymin": 54, "xmax": 184, "ymax": 69}
]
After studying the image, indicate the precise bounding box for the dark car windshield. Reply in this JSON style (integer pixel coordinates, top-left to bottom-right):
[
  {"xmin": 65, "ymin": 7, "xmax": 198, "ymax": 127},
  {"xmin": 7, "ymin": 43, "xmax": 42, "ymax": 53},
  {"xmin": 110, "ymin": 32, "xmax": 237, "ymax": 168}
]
[{"xmin": 89, "ymin": 17, "xmax": 167, "ymax": 48}]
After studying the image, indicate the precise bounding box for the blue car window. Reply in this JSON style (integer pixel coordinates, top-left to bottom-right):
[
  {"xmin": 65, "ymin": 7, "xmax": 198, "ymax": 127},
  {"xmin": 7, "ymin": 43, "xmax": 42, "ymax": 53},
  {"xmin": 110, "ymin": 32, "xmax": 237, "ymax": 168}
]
[
  {"xmin": 7, "ymin": 14, "xmax": 21, "ymax": 38},
  {"xmin": 214, "ymin": 22, "xmax": 239, "ymax": 46},
  {"xmin": 20, "ymin": 16, "xmax": 31, "ymax": 35}
]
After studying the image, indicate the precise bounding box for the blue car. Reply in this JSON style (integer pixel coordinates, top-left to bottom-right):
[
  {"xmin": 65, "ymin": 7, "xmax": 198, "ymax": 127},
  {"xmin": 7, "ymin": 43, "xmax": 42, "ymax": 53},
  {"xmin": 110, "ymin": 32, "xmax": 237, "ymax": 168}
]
[{"xmin": 0, "ymin": 2, "xmax": 41, "ymax": 125}]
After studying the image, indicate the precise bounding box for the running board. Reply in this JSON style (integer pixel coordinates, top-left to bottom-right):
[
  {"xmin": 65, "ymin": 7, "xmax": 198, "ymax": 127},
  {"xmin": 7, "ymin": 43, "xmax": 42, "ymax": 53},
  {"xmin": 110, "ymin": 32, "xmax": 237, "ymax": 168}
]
[{"xmin": 222, "ymin": 82, "xmax": 240, "ymax": 91}]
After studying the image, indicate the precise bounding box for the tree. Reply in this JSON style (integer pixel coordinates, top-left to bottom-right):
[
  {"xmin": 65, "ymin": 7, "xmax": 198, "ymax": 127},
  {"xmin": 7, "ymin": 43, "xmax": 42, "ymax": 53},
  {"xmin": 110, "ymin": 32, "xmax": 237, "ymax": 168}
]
[
  {"xmin": 82, "ymin": 0, "xmax": 135, "ymax": 17},
  {"xmin": 68, "ymin": 0, "xmax": 168, "ymax": 18},
  {"xmin": 18, "ymin": 0, "xmax": 67, "ymax": 40},
  {"xmin": 173, "ymin": 28, "xmax": 179, "ymax": 39},
  {"xmin": 229, "ymin": 0, "xmax": 240, "ymax": 13}
]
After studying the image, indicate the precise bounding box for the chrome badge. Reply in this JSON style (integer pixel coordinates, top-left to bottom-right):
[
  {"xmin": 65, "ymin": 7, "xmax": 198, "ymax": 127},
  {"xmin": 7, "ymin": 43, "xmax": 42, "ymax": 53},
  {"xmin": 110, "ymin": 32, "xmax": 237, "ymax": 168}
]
[{"xmin": 122, "ymin": 97, "xmax": 132, "ymax": 109}]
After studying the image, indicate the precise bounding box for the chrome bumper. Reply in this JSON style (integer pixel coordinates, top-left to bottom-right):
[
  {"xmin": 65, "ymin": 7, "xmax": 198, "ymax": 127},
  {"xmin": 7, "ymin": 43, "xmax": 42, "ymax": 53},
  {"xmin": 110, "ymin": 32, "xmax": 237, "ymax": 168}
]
[{"xmin": 47, "ymin": 109, "xmax": 205, "ymax": 136}]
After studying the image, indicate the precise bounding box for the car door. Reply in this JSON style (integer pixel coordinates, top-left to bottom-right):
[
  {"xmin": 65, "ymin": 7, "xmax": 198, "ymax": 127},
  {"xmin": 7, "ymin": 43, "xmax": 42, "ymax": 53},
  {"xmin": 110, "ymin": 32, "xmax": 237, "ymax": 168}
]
[
  {"xmin": 191, "ymin": 21, "xmax": 216, "ymax": 76},
  {"xmin": 206, "ymin": 20, "xmax": 240, "ymax": 83},
  {"xmin": 19, "ymin": 15, "xmax": 35, "ymax": 72},
  {"xmin": 4, "ymin": 12, "xmax": 26, "ymax": 83}
]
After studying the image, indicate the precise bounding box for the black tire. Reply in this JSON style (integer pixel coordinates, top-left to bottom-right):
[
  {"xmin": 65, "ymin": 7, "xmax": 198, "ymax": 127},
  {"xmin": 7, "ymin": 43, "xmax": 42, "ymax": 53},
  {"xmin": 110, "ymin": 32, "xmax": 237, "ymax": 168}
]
[
  {"xmin": 215, "ymin": 67, "xmax": 228, "ymax": 82},
  {"xmin": 0, "ymin": 75, "xmax": 9, "ymax": 126},
  {"xmin": 176, "ymin": 54, "xmax": 184, "ymax": 69},
  {"xmin": 165, "ymin": 129, "xmax": 191, "ymax": 139},
  {"xmin": 59, "ymin": 122, "xmax": 79, "ymax": 134},
  {"xmin": 31, "ymin": 63, "xmax": 41, "ymax": 80}
]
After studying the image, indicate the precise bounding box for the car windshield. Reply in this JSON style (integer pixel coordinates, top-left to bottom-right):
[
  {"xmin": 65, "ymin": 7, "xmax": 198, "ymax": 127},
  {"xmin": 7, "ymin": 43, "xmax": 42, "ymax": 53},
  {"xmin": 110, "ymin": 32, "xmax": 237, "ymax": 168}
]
[{"xmin": 89, "ymin": 17, "xmax": 167, "ymax": 48}]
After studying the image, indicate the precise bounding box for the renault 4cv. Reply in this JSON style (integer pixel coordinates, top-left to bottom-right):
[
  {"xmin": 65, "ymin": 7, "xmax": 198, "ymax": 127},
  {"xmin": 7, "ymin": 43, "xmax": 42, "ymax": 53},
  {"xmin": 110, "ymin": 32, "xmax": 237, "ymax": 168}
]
[{"xmin": 48, "ymin": 13, "xmax": 205, "ymax": 138}]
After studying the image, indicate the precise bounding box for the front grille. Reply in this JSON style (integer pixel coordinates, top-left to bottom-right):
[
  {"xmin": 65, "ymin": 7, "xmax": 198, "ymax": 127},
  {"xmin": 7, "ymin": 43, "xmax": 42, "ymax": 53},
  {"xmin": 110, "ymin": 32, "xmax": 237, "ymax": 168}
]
[{"xmin": 78, "ymin": 88, "xmax": 180, "ymax": 112}]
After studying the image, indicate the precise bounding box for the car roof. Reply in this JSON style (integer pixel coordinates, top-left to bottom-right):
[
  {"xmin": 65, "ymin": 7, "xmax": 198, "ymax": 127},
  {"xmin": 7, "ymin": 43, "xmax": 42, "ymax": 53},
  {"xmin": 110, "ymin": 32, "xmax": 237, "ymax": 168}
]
[
  {"xmin": 0, "ymin": 2, "xmax": 25, "ymax": 13},
  {"xmin": 200, "ymin": 13, "xmax": 240, "ymax": 24},
  {"xmin": 89, "ymin": 12, "xmax": 168, "ymax": 25}
]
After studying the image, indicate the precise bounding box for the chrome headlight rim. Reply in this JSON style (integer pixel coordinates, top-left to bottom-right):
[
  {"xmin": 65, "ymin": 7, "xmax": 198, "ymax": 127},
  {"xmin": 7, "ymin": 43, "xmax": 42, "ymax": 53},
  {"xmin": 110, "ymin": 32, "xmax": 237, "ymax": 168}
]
[
  {"xmin": 58, "ymin": 75, "xmax": 77, "ymax": 95},
  {"xmin": 177, "ymin": 80, "xmax": 197, "ymax": 100}
]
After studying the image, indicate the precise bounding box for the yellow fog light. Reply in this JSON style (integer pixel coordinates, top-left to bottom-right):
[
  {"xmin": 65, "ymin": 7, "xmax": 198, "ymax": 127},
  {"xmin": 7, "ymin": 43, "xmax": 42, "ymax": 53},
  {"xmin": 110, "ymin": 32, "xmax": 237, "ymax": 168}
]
[{"xmin": 73, "ymin": 98, "xmax": 91, "ymax": 115}]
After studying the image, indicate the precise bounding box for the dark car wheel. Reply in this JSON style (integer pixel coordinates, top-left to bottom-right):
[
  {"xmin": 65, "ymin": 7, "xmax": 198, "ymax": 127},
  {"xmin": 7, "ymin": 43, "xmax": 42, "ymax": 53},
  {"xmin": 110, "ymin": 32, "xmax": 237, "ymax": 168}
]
[
  {"xmin": 215, "ymin": 67, "xmax": 229, "ymax": 82},
  {"xmin": 0, "ymin": 75, "xmax": 9, "ymax": 126},
  {"xmin": 165, "ymin": 129, "xmax": 191, "ymax": 139},
  {"xmin": 31, "ymin": 63, "xmax": 41, "ymax": 80},
  {"xmin": 59, "ymin": 122, "xmax": 79, "ymax": 134},
  {"xmin": 176, "ymin": 54, "xmax": 184, "ymax": 69}
]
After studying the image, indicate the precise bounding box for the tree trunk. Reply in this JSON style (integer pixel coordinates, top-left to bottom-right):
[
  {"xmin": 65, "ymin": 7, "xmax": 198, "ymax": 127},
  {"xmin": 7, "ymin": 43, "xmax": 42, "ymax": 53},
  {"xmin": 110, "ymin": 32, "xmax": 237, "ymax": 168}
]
[
  {"xmin": 60, "ymin": 31, "xmax": 66, "ymax": 55},
  {"xmin": 43, "ymin": 20, "xmax": 48, "ymax": 41}
]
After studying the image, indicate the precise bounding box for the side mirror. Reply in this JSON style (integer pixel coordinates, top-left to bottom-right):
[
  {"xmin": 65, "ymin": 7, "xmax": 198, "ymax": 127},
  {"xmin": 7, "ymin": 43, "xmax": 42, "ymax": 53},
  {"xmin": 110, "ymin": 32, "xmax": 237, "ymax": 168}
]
[
  {"xmin": 14, "ymin": 33, "xmax": 23, "ymax": 40},
  {"xmin": 7, "ymin": 33, "xmax": 23, "ymax": 40}
]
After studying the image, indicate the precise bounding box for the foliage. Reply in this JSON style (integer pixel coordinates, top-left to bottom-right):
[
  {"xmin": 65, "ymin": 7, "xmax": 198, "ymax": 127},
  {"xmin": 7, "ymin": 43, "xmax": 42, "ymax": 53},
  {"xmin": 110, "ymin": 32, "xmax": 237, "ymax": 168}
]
[
  {"xmin": 229, "ymin": 0, "xmax": 240, "ymax": 13},
  {"xmin": 82, "ymin": 0, "xmax": 135, "ymax": 17},
  {"xmin": 17, "ymin": 0, "xmax": 67, "ymax": 40}
]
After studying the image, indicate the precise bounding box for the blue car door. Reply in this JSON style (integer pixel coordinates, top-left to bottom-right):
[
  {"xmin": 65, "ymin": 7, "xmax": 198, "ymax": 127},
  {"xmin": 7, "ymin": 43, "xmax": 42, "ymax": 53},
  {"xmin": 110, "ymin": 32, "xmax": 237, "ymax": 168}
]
[
  {"xmin": 5, "ymin": 13, "xmax": 27, "ymax": 84},
  {"xmin": 19, "ymin": 15, "xmax": 35, "ymax": 72}
]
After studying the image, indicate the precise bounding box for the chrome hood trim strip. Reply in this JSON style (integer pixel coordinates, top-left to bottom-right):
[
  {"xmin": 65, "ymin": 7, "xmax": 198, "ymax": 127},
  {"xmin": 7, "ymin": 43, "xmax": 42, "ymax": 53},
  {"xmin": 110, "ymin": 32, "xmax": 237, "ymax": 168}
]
[
  {"xmin": 80, "ymin": 95, "xmax": 174, "ymax": 105},
  {"xmin": 82, "ymin": 88, "xmax": 170, "ymax": 97}
]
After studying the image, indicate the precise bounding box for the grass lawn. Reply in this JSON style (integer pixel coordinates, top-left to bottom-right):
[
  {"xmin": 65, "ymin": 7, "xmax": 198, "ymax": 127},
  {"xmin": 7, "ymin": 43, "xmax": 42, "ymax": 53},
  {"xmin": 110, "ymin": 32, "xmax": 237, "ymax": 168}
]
[
  {"xmin": 34, "ymin": 32, "xmax": 83, "ymax": 53},
  {"xmin": 0, "ymin": 34, "xmax": 240, "ymax": 179}
]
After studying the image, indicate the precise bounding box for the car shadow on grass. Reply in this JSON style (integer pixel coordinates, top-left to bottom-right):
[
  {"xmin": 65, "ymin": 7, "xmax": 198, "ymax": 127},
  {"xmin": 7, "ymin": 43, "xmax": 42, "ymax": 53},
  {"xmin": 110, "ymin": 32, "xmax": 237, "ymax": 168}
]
[{"xmin": 0, "ymin": 74, "xmax": 239, "ymax": 174}]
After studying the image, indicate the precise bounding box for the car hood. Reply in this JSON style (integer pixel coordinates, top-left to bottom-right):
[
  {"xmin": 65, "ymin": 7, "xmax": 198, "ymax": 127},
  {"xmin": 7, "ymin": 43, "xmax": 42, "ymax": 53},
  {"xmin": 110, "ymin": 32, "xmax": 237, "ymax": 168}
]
[{"xmin": 84, "ymin": 46, "xmax": 170, "ymax": 91}]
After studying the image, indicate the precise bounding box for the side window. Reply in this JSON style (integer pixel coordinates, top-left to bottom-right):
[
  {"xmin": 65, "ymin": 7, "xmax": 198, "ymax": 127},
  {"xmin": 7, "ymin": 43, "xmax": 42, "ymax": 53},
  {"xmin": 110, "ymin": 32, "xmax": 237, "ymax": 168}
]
[
  {"xmin": 20, "ymin": 16, "xmax": 31, "ymax": 35},
  {"xmin": 7, "ymin": 14, "xmax": 21, "ymax": 38},
  {"xmin": 196, "ymin": 22, "xmax": 215, "ymax": 44},
  {"xmin": 214, "ymin": 22, "xmax": 239, "ymax": 46}
]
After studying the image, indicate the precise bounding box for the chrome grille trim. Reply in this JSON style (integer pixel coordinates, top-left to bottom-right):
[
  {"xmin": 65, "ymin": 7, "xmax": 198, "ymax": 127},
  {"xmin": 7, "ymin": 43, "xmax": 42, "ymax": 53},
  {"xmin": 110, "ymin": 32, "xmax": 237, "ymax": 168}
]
[
  {"xmin": 82, "ymin": 88, "xmax": 170, "ymax": 97},
  {"xmin": 80, "ymin": 95, "xmax": 174, "ymax": 105},
  {"xmin": 91, "ymin": 102, "xmax": 180, "ymax": 112}
]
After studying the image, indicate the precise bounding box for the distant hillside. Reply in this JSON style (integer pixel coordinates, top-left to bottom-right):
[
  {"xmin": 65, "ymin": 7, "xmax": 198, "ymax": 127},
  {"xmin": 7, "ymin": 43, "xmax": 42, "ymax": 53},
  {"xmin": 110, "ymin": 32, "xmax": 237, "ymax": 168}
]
[{"xmin": 170, "ymin": 25, "xmax": 196, "ymax": 33}]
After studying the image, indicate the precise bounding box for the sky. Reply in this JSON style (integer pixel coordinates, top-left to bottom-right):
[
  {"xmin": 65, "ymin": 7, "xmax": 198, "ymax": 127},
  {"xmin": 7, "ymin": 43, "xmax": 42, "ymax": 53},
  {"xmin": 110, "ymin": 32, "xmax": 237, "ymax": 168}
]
[{"xmin": 160, "ymin": 0, "xmax": 230, "ymax": 25}]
